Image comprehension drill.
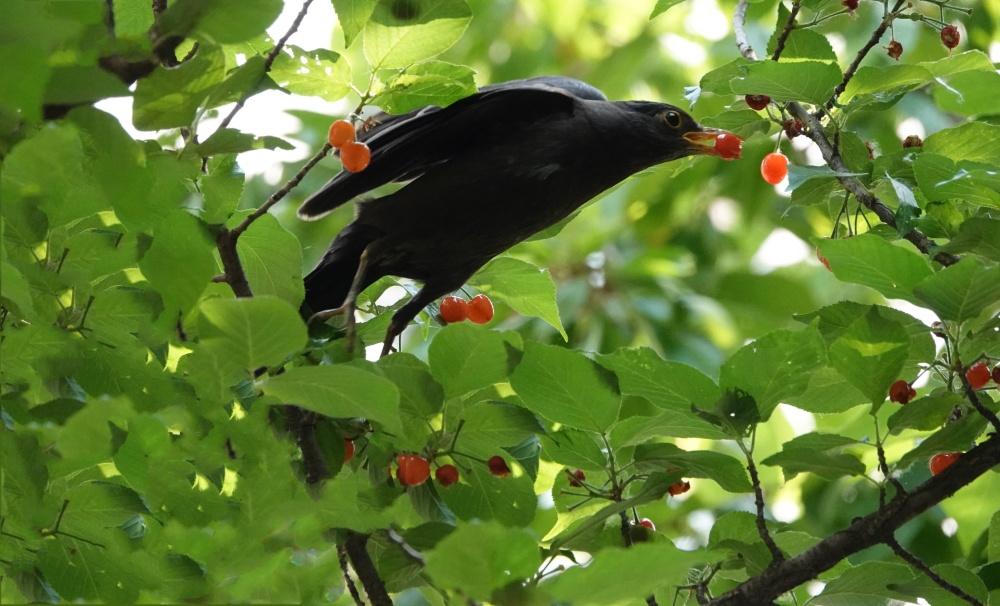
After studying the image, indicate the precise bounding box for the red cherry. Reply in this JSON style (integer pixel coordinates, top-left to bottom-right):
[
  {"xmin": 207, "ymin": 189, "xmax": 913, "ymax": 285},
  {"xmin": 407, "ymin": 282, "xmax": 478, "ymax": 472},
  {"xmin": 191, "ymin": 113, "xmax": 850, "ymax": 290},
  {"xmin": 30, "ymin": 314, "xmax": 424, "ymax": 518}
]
[
  {"xmin": 668, "ymin": 480, "xmax": 691, "ymax": 496},
  {"xmin": 744, "ymin": 95, "xmax": 770, "ymax": 111},
  {"xmin": 940, "ymin": 25, "xmax": 960, "ymax": 51},
  {"xmin": 397, "ymin": 454, "xmax": 431, "ymax": 486},
  {"xmin": 328, "ymin": 120, "xmax": 356, "ymax": 148},
  {"xmin": 966, "ymin": 362, "xmax": 991, "ymax": 390},
  {"xmin": 929, "ymin": 452, "xmax": 961, "ymax": 476},
  {"xmin": 815, "ymin": 246, "xmax": 831, "ymax": 272},
  {"xmin": 992, "ymin": 365, "xmax": 1000, "ymax": 385},
  {"xmin": 487, "ymin": 455, "xmax": 511, "ymax": 478},
  {"xmin": 341, "ymin": 141, "xmax": 371, "ymax": 173},
  {"xmin": 931, "ymin": 321, "xmax": 947, "ymax": 339},
  {"xmin": 781, "ymin": 119, "xmax": 804, "ymax": 139},
  {"xmin": 344, "ymin": 438, "xmax": 355, "ymax": 463},
  {"xmin": 440, "ymin": 296, "xmax": 469, "ymax": 323},
  {"xmin": 713, "ymin": 132, "xmax": 743, "ymax": 160},
  {"xmin": 886, "ymin": 40, "xmax": 903, "ymax": 60},
  {"xmin": 467, "ymin": 294, "xmax": 494, "ymax": 324},
  {"xmin": 902, "ymin": 135, "xmax": 923, "ymax": 149},
  {"xmin": 841, "ymin": 0, "xmax": 859, "ymax": 11},
  {"xmin": 761, "ymin": 152, "xmax": 789, "ymax": 185},
  {"xmin": 568, "ymin": 469, "xmax": 585, "ymax": 487},
  {"xmin": 435, "ymin": 464, "xmax": 459, "ymax": 487},
  {"xmin": 637, "ymin": 518, "xmax": 655, "ymax": 530},
  {"xmin": 888, "ymin": 379, "xmax": 917, "ymax": 404}
]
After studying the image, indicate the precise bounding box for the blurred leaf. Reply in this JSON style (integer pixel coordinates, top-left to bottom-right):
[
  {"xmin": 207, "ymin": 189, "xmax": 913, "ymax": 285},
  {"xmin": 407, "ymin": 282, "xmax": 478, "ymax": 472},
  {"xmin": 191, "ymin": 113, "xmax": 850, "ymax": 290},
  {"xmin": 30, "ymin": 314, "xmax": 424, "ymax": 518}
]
[
  {"xmin": 786, "ymin": 165, "xmax": 864, "ymax": 192},
  {"xmin": 459, "ymin": 401, "xmax": 546, "ymax": 448},
  {"xmin": 940, "ymin": 218, "xmax": 1000, "ymax": 260},
  {"xmin": 428, "ymin": 324, "xmax": 521, "ymax": 399},
  {"xmin": 133, "ymin": 44, "xmax": 226, "ymax": 130},
  {"xmin": 197, "ymin": 296, "xmax": 307, "ymax": 369},
  {"xmin": 811, "ymin": 562, "xmax": 915, "ymax": 605},
  {"xmin": 424, "ymin": 521, "xmax": 539, "ymax": 601},
  {"xmin": 194, "ymin": 128, "xmax": 293, "ymax": 156},
  {"xmin": 139, "ymin": 210, "xmax": 216, "ymax": 314},
  {"xmin": 332, "ymin": 0, "xmax": 378, "ymax": 46},
  {"xmin": 932, "ymin": 70, "xmax": 1000, "ymax": 117},
  {"xmin": 650, "ymin": 0, "xmax": 686, "ymax": 19}
]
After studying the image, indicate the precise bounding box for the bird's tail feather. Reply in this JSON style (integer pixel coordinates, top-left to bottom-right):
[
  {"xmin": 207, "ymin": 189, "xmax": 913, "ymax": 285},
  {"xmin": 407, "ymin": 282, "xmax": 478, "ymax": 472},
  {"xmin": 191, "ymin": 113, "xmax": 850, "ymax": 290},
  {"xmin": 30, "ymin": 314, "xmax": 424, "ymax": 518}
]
[{"xmin": 301, "ymin": 223, "xmax": 374, "ymax": 317}]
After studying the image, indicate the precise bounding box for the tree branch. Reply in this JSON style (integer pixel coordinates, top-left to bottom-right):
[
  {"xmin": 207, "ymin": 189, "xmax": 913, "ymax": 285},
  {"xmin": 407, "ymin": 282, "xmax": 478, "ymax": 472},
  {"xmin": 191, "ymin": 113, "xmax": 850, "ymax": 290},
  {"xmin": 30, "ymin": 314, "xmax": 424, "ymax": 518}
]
[
  {"xmin": 770, "ymin": 0, "xmax": 802, "ymax": 61},
  {"xmin": 885, "ymin": 535, "xmax": 984, "ymax": 606},
  {"xmin": 344, "ymin": 532, "xmax": 393, "ymax": 606},
  {"xmin": 707, "ymin": 434, "xmax": 1000, "ymax": 605},
  {"xmin": 826, "ymin": 0, "xmax": 909, "ymax": 111},
  {"xmin": 746, "ymin": 451, "xmax": 784, "ymax": 565}
]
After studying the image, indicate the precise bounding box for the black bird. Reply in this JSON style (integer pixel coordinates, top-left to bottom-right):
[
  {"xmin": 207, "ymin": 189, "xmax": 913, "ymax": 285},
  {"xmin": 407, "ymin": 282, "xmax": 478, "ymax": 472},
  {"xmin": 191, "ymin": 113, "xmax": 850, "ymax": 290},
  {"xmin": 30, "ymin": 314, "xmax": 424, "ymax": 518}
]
[{"xmin": 299, "ymin": 76, "xmax": 738, "ymax": 356}]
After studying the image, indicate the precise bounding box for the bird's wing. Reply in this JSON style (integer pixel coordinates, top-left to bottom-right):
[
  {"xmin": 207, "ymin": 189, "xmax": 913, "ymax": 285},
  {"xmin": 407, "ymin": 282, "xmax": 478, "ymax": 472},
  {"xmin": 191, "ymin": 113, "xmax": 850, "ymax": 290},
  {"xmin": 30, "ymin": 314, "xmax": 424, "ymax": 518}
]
[{"xmin": 297, "ymin": 78, "xmax": 598, "ymax": 219}]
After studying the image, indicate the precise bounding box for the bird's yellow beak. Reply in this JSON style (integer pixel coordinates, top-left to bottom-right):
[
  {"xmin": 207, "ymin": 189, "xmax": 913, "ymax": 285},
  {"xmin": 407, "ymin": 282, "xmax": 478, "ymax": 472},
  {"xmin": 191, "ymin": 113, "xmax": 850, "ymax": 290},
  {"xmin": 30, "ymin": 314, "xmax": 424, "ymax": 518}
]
[{"xmin": 683, "ymin": 128, "xmax": 743, "ymax": 160}]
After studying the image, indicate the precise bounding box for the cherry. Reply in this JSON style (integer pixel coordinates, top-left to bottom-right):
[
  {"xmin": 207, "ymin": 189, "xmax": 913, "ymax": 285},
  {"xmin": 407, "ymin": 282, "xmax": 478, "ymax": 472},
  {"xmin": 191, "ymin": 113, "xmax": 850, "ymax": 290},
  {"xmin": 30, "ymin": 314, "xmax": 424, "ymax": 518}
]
[
  {"xmin": 886, "ymin": 40, "xmax": 903, "ymax": 60},
  {"xmin": 888, "ymin": 379, "xmax": 916, "ymax": 404},
  {"xmin": 713, "ymin": 133, "xmax": 743, "ymax": 160},
  {"xmin": 761, "ymin": 152, "xmax": 789, "ymax": 185},
  {"xmin": 815, "ymin": 246, "xmax": 831, "ymax": 271},
  {"xmin": 341, "ymin": 141, "xmax": 371, "ymax": 173},
  {"xmin": 902, "ymin": 135, "xmax": 923, "ymax": 149},
  {"xmin": 440, "ymin": 295, "xmax": 469, "ymax": 323},
  {"xmin": 435, "ymin": 464, "xmax": 459, "ymax": 487},
  {"xmin": 841, "ymin": 0, "xmax": 859, "ymax": 11},
  {"xmin": 637, "ymin": 518, "xmax": 655, "ymax": 530},
  {"xmin": 781, "ymin": 119, "xmax": 804, "ymax": 139},
  {"xmin": 930, "ymin": 321, "xmax": 947, "ymax": 339},
  {"xmin": 568, "ymin": 469, "xmax": 586, "ymax": 487},
  {"xmin": 745, "ymin": 94, "xmax": 770, "ymax": 111},
  {"xmin": 966, "ymin": 362, "xmax": 991, "ymax": 390},
  {"xmin": 467, "ymin": 294, "xmax": 494, "ymax": 324},
  {"xmin": 344, "ymin": 438, "xmax": 355, "ymax": 463},
  {"xmin": 668, "ymin": 480, "xmax": 691, "ymax": 496},
  {"xmin": 488, "ymin": 455, "xmax": 511, "ymax": 478},
  {"xmin": 929, "ymin": 452, "xmax": 961, "ymax": 476},
  {"xmin": 940, "ymin": 25, "xmax": 960, "ymax": 51},
  {"xmin": 397, "ymin": 454, "xmax": 431, "ymax": 486},
  {"xmin": 993, "ymin": 365, "xmax": 1000, "ymax": 385},
  {"xmin": 328, "ymin": 119, "xmax": 355, "ymax": 149}
]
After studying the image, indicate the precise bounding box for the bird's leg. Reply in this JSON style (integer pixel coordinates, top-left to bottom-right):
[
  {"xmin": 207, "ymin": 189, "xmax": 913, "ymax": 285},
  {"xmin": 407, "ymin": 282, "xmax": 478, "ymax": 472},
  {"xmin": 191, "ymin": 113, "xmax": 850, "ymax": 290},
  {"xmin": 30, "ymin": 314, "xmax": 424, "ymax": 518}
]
[
  {"xmin": 379, "ymin": 283, "xmax": 455, "ymax": 358},
  {"xmin": 309, "ymin": 248, "xmax": 371, "ymax": 354}
]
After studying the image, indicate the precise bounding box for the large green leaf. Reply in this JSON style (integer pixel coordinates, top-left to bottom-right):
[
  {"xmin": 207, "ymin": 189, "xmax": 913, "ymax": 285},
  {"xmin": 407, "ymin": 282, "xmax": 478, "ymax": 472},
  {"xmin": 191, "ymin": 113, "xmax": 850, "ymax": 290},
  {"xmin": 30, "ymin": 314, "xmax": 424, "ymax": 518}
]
[
  {"xmin": 371, "ymin": 60, "xmax": 477, "ymax": 114},
  {"xmin": 811, "ymin": 562, "xmax": 915, "ymax": 605},
  {"xmin": 139, "ymin": 210, "xmax": 217, "ymax": 315},
  {"xmin": 828, "ymin": 307, "xmax": 909, "ymax": 406},
  {"xmin": 427, "ymin": 323, "xmax": 521, "ymax": 399},
  {"xmin": 363, "ymin": 0, "xmax": 472, "ymax": 69},
  {"xmin": 510, "ymin": 342, "xmax": 621, "ymax": 432},
  {"xmin": 133, "ymin": 44, "xmax": 226, "ymax": 130},
  {"xmin": 924, "ymin": 121, "xmax": 1000, "ymax": 166},
  {"xmin": 269, "ymin": 46, "xmax": 352, "ymax": 101},
  {"xmin": 913, "ymin": 259, "xmax": 1000, "ymax": 323},
  {"xmin": 469, "ymin": 256, "xmax": 566, "ymax": 339},
  {"xmin": 599, "ymin": 347, "xmax": 719, "ymax": 410},
  {"xmin": 197, "ymin": 296, "xmax": 307, "ymax": 370},
  {"xmin": 815, "ymin": 234, "xmax": 934, "ymax": 303},
  {"xmin": 234, "ymin": 213, "xmax": 305, "ymax": 307},
  {"xmin": 263, "ymin": 364, "xmax": 403, "ymax": 433},
  {"xmin": 761, "ymin": 433, "xmax": 867, "ymax": 481},
  {"xmin": 729, "ymin": 60, "xmax": 842, "ymax": 105},
  {"xmin": 633, "ymin": 443, "xmax": 752, "ymax": 492},
  {"xmin": 424, "ymin": 521, "xmax": 539, "ymax": 600},
  {"xmin": 332, "ymin": 0, "xmax": 379, "ymax": 46}
]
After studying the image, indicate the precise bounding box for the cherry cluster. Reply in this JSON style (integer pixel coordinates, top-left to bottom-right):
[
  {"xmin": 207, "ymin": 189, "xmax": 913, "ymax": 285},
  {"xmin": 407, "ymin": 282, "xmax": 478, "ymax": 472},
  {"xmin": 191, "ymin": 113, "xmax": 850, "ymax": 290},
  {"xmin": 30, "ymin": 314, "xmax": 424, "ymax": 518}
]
[
  {"xmin": 440, "ymin": 294, "xmax": 494, "ymax": 324},
  {"xmin": 387, "ymin": 453, "xmax": 512, "ymax": 488},
  {"xmin": 327, "ymin": 119, "xmax": 371, "ymax": 173}
]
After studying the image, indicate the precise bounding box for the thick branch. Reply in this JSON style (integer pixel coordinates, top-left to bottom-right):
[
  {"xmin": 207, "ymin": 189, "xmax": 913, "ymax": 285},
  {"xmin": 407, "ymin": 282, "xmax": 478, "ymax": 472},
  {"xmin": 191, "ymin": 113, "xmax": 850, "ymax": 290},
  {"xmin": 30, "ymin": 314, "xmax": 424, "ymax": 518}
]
[
  {"xmin": 344, "ymin": 532, "xmax": 393, "ymax": 606},
  {"xmin": 707, "ymin": 435, "xmax": 1000, "ymax": 606}
]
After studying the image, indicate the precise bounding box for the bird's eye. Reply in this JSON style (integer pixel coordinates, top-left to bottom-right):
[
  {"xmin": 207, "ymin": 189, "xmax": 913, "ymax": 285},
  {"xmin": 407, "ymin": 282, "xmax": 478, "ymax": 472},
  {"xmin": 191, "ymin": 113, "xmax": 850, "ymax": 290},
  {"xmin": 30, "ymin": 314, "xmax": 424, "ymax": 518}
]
[{"xmin": 661, "ymin": 110, "xmax": 682, "ymax": 128}]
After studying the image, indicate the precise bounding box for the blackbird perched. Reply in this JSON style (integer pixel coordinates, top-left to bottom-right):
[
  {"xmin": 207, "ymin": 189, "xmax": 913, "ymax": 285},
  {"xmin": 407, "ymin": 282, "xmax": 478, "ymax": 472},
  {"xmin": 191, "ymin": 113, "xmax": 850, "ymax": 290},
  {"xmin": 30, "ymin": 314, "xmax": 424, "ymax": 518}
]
[{"xmin": 300, "ymin": 76, "xmax": 737, "ymax": 356}]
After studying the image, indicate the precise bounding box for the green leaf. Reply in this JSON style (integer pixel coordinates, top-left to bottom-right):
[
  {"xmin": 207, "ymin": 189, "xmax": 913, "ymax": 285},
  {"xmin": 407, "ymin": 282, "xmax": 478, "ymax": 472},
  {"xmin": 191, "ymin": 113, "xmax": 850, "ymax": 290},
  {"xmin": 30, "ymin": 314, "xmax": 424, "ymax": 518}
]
[
  {"xmin": 761, "ymin": 433, "xmax": 867, "ymax": 480},
  {"xmin": 203, "ymin": 55, "xmax": 275, "ymax": 109},
  {"xmin": 332, "ymin": 0, "xmax": 379, "ymax": 46},
  {"xmin": 828, "ymin": 306, "xmax": 909, "ymax": 406},
  {"xmin": 510, "ymin": 342, "xmax": 620, "ymax": 432},
  {"xmin": 815, "ymin": 234, "xmax": 934, "ymax": 303},
  {"xmin": 729, "ymin": 60, "xmax": 842, "ymax": 105},
  {"xmin": 264, "ymin": 365, "xmax": 403, "ymax": 433},
  {"xmin": 193, "ymin": 128, "xmax": 294, "ymax": 156},
  {"xmin": 913, "ymin": 153, "xmax": 1000, "ymax": 208},
  {"xmin": 469, "ymin": 256, "xmax": 566, "ymax": 339},
  {"xmin": 896, "ymin": 413, "xmax": 988, "ymax": 470},
  {"xmin": 941, "ymin": 217, "xmax": 1000, "ymax": 261},
  {"xmin": 719, "ymin": 325, "xmax": 826, "ymax": 421},
  {"xmin": 892, "ymin": 563, "xmax": 990, "ymax": 606},
  {"xmin": 812, "ymin": 562, "xmax": 915, "ymax": 605},
  {"xmin": 202, "ymin": 155, "xmax": 245, "ymax": 224},
  {"xmin": 921, "ymin": 50, "xmax": 996, "ymax": 78},
  {"xmin": 547, "ymin": 543, "xmax": 710, "ymax": 604},
  {"xmin": 424, "ymin": 521, "xmax": 539, "ymax": 600},
  {"xmin": 439, "ymin": 463, "xmax": 537, "ymax": 526},
  {"xmin": 633, "ymin": 443, "xmax": 752, "ymax": 492},
  {"xmin": 269, "ymin": 46, "xmax": 352, "ymax": 100},
  {"xmin": 789, "ymin": 176, "xmax": 840, "ymax": 207},
  {"xmin": 932, "ymin": 69, "xmax": 1000, "ymax": 117},
  {"xmin": 138, "ymin": 210, "xmax": 217, "ymax": 314},
  {"xmin": 701, "ymin": 109, "xmax": 772, "ymax": 139},
  {"xmin": 609, "ymin": 407, "xmax": 730, "ymax": 444},
  {"xmin": 235, "ymin": 213, "xmax": 305, "ymax": 307},
  {"xmin": 913, "ymin": 259, "xmax": 1000, "ymax": 323},
  {"xmin": 42, "ymin": 66, "xmax": 130, "ymax": 106},
  {"xmin": 886, "ymin": 174, "xmax": 921, "ymax": 236},
  {"xmin": 770, "ymin": 28, "xmax": 837, "ymax": 62},
  {"xmin": 651, "ymin": 0, "xmax": 686, "ymax": 18},
  {"xmin": 924, "ymin": 122, "xmax": 1000, "ymax": 166},
  {"xmin": 786, "ymin": 165, "xmax": 864, "ymax": 192},
  {"xmin": 164, "ymin": 0, "xmax": 283, "ymax": 44},
  {"xmin": 197, "ymin": 296, "xmax": 307, "ymax": 369},
  {"xmin": 887, "ymin": 392, "xmax": 963, "ymax": 435},
  {"xmin": 598, "ymin": 347, "xmax": 719, "ymax": 410},
  {"xmin": 363, "ymin": 0, "xmax": 472, "ymax": 69},
  {"xmin": 427, "ymin": 323, "xmax": 521, "ymax": 399},
  {"xmin": 541, "ymin": 428, "xmax": 607, "ymax": 470},
  {"xmin": 699, "ymin": 58, "xmax": 751, "ymax": 95},
  {"xmin": 371, "ymin": 60, "xmax": 477, "ymax": 114},
  {"xmin": 133, "ymin": 44, "xmax": 226, "ymax": 130},
  {"xmin": 459, "ymin": 401, "xmax": 546, "ymax": 448}
]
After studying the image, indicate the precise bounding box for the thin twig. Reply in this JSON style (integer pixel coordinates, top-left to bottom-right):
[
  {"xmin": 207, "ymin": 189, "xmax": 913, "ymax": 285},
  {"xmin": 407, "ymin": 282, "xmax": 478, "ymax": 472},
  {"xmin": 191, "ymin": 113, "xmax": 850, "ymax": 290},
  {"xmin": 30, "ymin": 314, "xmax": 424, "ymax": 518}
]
[
  {"xmin": 826, "ymin": 0, "xmax": 909, "ymax": 110},
  {"xmin": 770, "ymin": 0, "xmax": 802, "ymax": 61},
  {"xmin": 873, "ymin": 417, "xmax": 906, "ymax": 505},
  {"xmin": 958, "ymin": 362, "xmax": 1000, "ymax": 433},
  {"xmin": 885, "ymin": 536, "xmax": 984, "ymax": 606},
  {"xmin": 338, "ymin": 543, "xmax": 364, "ymax": 605},
  {"xmin": 746, "ymin": 447, "xmax": 784, "ymax": 566}
]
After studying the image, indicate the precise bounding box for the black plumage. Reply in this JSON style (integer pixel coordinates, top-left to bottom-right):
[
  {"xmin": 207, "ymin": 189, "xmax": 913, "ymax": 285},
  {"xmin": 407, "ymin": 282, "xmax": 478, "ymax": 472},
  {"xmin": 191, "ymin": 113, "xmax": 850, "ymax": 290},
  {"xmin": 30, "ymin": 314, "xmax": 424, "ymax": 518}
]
[{"xmin": 300, "ymin": 76, "xmax": 734, "ymax": 356}]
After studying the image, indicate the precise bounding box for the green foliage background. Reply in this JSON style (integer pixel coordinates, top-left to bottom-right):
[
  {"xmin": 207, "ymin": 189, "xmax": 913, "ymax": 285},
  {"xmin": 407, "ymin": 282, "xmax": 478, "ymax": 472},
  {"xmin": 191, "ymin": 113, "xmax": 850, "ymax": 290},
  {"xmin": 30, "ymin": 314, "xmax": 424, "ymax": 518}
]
[{"xmin": 1, "ymin": 0, "xmax": 999, "ymax": 604}]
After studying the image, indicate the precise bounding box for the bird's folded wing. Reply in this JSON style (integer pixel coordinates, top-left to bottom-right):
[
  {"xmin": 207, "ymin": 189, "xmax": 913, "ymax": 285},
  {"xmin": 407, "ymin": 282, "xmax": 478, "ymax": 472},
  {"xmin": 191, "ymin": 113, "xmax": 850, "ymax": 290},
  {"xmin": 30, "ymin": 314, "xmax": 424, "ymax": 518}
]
[{"xmin": 297, "ymin": 83, "xmax": 583, "ymax": 219}]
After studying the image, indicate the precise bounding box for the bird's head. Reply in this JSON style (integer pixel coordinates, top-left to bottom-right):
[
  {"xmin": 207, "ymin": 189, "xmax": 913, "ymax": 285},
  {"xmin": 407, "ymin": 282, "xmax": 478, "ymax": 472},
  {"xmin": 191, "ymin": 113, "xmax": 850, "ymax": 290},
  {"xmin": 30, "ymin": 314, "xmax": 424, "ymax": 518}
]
[{"xmin": 620, "ymin": 101, "xmax": 742, "ymax": 162}]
